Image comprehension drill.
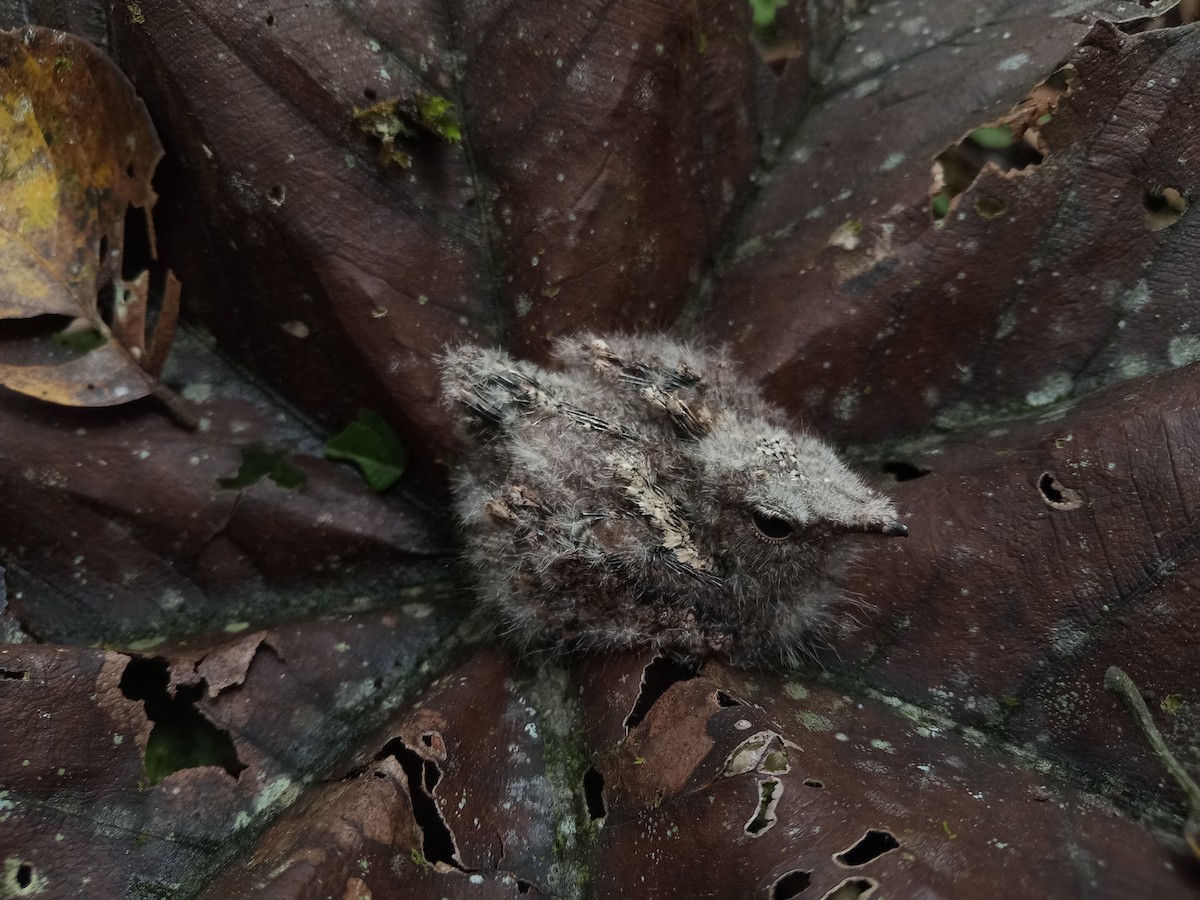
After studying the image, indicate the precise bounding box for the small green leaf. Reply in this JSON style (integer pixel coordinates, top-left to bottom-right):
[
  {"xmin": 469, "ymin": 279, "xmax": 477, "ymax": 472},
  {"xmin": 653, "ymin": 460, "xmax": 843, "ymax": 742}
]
[
  {"xmin": 218, "ymin": 445, "xmax": 307, "ymax": 490},
  {"xmin": 325, "ymin": 409, "xmax": 407, "ymax": 492},
  {"xmin": 749, "ymin": 0, "xmax": 787, "ymax": 28},
  {"xmin": 969, "ymin": 125, "xmax": 1014, "ymax": 149}
]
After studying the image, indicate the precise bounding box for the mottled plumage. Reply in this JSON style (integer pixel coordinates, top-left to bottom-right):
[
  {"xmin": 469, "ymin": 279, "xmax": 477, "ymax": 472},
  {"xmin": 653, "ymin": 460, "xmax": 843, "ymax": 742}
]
[{"xmin": 440, "ymin": 334, "xmax": 906, "ymax": 665}]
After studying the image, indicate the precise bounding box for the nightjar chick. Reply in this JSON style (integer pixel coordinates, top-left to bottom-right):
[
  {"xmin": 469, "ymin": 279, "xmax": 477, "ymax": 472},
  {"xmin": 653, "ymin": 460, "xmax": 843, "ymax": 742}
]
[{"xmin": 440, "ymin": 334, "xmax": 906, "ymax": 665}]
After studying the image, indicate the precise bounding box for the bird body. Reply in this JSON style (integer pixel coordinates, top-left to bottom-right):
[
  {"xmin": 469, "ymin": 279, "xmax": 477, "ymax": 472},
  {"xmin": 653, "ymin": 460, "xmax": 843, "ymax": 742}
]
[{"xmin": 440, "ymin": 334, "xmax": 905, "ymax": 665}]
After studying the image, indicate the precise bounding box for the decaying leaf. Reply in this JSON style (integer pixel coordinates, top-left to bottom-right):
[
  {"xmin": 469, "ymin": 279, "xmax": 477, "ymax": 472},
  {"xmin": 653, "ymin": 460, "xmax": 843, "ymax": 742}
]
[{"xmin": 0, "ymin": 27, "xmax": 184, "ymax": 418}]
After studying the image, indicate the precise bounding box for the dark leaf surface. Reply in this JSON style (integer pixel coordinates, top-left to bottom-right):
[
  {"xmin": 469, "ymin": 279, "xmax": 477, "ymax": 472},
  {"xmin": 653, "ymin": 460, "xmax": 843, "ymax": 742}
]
[{"xmin": 2, "ymin": 1, "xmax": 1200, "ymax": 897}]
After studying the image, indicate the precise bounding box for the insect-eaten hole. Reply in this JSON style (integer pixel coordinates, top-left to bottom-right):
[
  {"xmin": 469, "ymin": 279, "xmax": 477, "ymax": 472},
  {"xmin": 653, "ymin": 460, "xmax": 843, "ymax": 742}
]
[
  {"xmin": 583, "ymin": 766, "xmax": 607, "ymax": 820},
  {"xmin": 930, "ymin": 65, "xmax": 1074, "ymax": 221},
  {"xmin": 265, "ymin": 11, "xmax": 276, "ymax": 26},
  {"xmin": 1038, "ymin": 472, "xmax": 1083, "ymax": 510},
  {"xmin": 834, "ymin": 829, "xmax": 901, "ymax": 867},
  {"xmin": 819, "ymin": 877, "xmax": 878, "ymax": 900},
  {"xmin": 0, "ymin": 667, "xmax": 27, "ymax": 680},
  {"xmin": 769, "ymin": 869, "xmax": 813, "ymax": 899},
  {"xmin": 267, "ymin": 184, "xmax": 286, "ymax": 206},
  {"xmin": 623, "ymin": 655, "xmax": 699, "ymax": 732},
  {"xmin": 745, "ymin": 777, "xmax": 781, "ymax": 837},
  {"xmin": 716, "ymin": 690, "xmax": 745, "ymax": 708},
  {"xmin": 118, "ymin": 656, "xmax": 246, "ymax": 784},
  {"xmin": 750, "ymin": 4, "xmax": 803, "ymax": 77},
  {"xmin": 880, "ymin": 460, "xmax": 931, "ymax": 482},
  {"xmin": 1144, "ymin": 186, "xmax": 1187, "ymax": 231},
  {"xmin": 974, "ymin": 193, "xmax": 1007, "ymax": 219},
  {"xmin": 376, "ymin": 738, "xmax": 461, "ymax": 869},
  {"xmin": 15, "ymin": 862, "xmax": 33, "ymax": 889},
  {"xmin": 517, "ymin": 880, "xmax": 534, "ymax": 894},
  {"xmin": 120, "ymin": 204, "xmax": 153, "ymax": 280},
  {"xmin": 803, "ymin": 778, "xmax": 824, "ymax": 789}
]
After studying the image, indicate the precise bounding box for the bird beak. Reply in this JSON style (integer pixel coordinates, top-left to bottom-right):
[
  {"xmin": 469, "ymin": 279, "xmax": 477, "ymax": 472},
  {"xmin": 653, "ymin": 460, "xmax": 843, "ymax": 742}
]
[
  {"xmin": 827, "ymin": 519, "xmax": 909, "ymax": 538},
  {"xmin": 856, "ymin": 519, "xmax": 907, "ymax": 537}
]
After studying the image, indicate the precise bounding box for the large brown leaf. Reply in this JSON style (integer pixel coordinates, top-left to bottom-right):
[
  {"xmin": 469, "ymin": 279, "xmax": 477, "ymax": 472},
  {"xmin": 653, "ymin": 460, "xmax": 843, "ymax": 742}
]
[{"xmin": 2, "ymin": 2, "xmax": 1200, "ymax": 898}]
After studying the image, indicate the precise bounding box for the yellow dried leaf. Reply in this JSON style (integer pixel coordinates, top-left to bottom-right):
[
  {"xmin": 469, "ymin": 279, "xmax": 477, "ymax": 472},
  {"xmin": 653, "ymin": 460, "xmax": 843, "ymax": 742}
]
[{"xmin": 0, "ymin": 26, "xmax": 182, "ymax": 414}]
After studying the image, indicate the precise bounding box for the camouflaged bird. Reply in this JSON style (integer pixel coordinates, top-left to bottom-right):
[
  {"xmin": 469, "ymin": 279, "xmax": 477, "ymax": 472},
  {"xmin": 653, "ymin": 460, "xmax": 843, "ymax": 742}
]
[{"xmin": 440, "ymin": 334, "xmax": 906, "ymax": 665}]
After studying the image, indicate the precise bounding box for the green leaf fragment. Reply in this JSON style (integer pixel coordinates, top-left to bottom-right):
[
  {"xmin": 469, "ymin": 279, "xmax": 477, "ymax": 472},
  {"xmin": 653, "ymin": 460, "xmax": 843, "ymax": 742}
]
[
  {"xmin": 352, "ymin": 93, "xmax": 462, "ymax": 169},
  {"xmin": 931, "ymin": 191, "xmax": 951, "ymax": 219},
  {"xmin": 325, "ymin": 409, "xmax": 406, "ymax": 492},
  {"xmin": 749, "ymin": 0, "xmax": 788, "ymax": 28},
  {"xmin": 416, "ymin": 94, "xmax": 463, "ymax": 145},
  {"xmin": 969, "ymin": 125, "xmax": 1014, "ymax": 149},
  {"xmin": 218, "ymin": 445, "xmax": 307, "ymax": 490}
]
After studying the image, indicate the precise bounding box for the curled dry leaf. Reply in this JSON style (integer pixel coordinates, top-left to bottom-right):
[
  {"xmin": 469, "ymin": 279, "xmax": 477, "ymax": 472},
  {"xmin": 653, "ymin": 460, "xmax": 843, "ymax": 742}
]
[{"xmin": 0, "ymin": 26, "xmax": 183, "ymax": 416}]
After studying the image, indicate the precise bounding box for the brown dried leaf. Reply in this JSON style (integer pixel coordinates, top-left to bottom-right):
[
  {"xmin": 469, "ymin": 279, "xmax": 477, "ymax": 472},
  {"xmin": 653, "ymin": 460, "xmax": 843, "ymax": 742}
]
[
  {"xmin": 0, "ymin": 26, "xmax": 179, "ymax": 409},
  {"xmin": 2, "ymin": 1, "xmax": 1200, "ymax": 897}
]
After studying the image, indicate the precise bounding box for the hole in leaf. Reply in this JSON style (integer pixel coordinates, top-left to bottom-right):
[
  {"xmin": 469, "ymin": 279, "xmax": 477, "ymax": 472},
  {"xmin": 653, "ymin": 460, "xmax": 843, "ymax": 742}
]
[
  {"xmin": 750, "ymin": 1, "xmax": 801, "ymax": 76},
  {"xmin": 974, "ymin": 193, "xmax": 1007, "ymax": 219},
  {"xmin": 834, "ymin": 829, "xmax": 901, "ymax": 866},
  {"xmin": 16, "ymin": 863, "xmax": 32, "ymax": 888},
  {"xmin": 125, "ymin": 161, "xmax": 135, "ymax": 178},
  {"xmin": 1038, "ymin": 472, "xmax": 1083, "ymax": 510},
  {"xmin": 803, "ymin": 778, "xmax": 824, "ymax": 789},
  {"xmin": 770, "ymin": 869, "xmax": 813, "ymax": 899},
  {"xmin": 517, "ymin": 881, "xmax": 533, "ymax": 894},
  {"xmin": 624, "ymin": 655, "xmax": 699, "ymax": 732},
  {"xmin": 583, "ymin": 766, "xmax": 606, "ymax": 820},
  {"xmin": 376, "ymin": 738, "xmax": 461, "ymax": 869},
  {"xmin": 363, "ymin": 87, "xmax": 378, "ymax": 100},
  {"xmin": 98, "ymin": 234, "xmax": 109, "ymax": 266},
  {"xmin": 716, "ymin": 690, "xmax": 744, "ymax": 707},
  {"xmin": 930, "ymin": 65, "xmax": 1075, "ymax": 221},
  {"xmin": 880, "ymin": 460, "xmax": 930, "ymax": 482},
  {"xmin": 267, "ymin": 184, "xmax": 286, "ymax": 206},
  {"xmin": 820, "ymin": 878, "xmax": 878, "ymax": 900},
  {"xmin": 0, "ymin": 668, "xmax": 27, "ymax": 680},
  {"xmin": 745, "ymin": 777, "xmax": 781, "ymax": 836},
  {"xmin": 420, "ymin": 732, "xmax": 435, "ymax": 747},
  {"xmin": 265, "ymin": 11, "xmax": 276, "ymax": 26},
  {"xmin": 1144, "ymin": 185, "xmax": 1187, "ymax": 231},
  {"xmin": 53, "ymin": 323, "xmax": 107, "ymax": 355},
  {"xmin": 118, "ymin": 656, "xmax": 246, "ymax": 784},
  {"xmin": 121, "ymin": 204, "xmax": 152, "ymax": 280}
]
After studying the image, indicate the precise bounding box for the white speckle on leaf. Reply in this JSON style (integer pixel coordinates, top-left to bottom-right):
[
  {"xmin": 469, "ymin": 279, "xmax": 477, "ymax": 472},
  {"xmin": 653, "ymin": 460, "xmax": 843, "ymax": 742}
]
[
  {"xmin": 1168, "ymin": 334, "xmax": 1200, "ymax": 367},
  {"xmin": 1025, "ymin": 372, "xmax": 1072, "ymax": 407},
  {"xmin": 281, "ymin": 320, "xmax": 309, "ymax": 338},
  {"xmin": 997, "ymin": 52, "xmax": 1030, "ymax": 71}
]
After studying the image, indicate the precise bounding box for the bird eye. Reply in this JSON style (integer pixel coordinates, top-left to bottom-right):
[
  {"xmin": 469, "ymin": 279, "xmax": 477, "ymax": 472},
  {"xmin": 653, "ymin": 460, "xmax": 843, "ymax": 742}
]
[{"xmin": 751, "ymin": 509, "xmax": 794, "ymax": 542}]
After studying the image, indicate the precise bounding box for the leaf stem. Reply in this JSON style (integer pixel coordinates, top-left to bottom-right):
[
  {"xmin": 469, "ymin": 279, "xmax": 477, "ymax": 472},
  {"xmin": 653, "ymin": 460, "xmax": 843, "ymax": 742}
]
[{"xmin": 1104, "ymin": 666, "xmax": 1200, "ymax": 813}]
